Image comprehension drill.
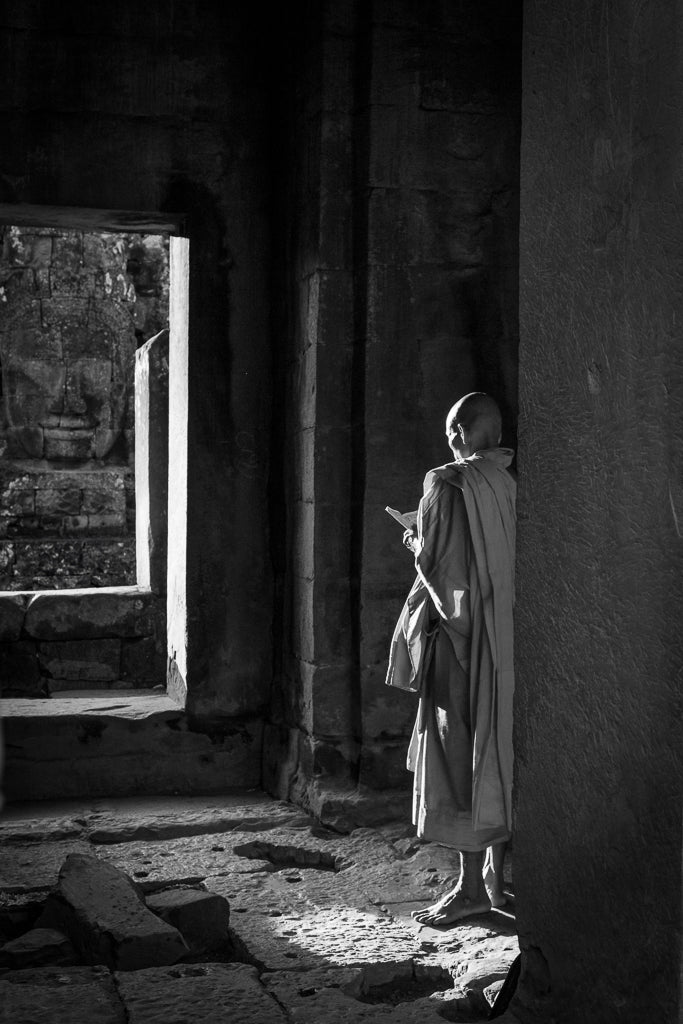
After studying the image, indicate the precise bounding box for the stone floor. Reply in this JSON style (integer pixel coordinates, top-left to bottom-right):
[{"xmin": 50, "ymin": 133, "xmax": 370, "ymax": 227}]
[{"xmin": 0, "ymin": 792, "xmax": 520, "ymax": 1023}]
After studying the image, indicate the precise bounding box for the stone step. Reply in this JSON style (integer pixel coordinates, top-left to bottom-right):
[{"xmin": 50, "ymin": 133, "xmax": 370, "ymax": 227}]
[{"xmin": 1, "ymin": 695, "xmax": 263, "ymax": 802}]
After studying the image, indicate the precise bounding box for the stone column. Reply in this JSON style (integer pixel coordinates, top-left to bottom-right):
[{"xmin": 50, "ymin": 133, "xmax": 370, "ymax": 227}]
[
  {"xmin": 135, "ymin": 328, "xmax": 169, "ymax": 595},
  {"xmin": 515, "ymin": 1, "xmax": 683, "ymax": 1020},
  {"xmin": 357, "ymin": 0, "xmax": 521, "ymax": 788}
]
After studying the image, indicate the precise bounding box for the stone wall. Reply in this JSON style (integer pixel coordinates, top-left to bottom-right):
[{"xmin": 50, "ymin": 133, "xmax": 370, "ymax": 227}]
[
  {"xmin": 0, "ymin": 226, "xmax": 169, "ymax": 591},
  {"xmin": 265, "ymin": 0, "xmax": 521, "ymax": 818},
  {"xmin": 0, "ymin": 588, "xmax": 164, "ymax": 697},
  {"xmin": 0, "ymin": 1, "xmax": 273, "ymax": 730},
  {"xmin": 514, "ymin": 1, "xmax": 682, "ymax": 1021},
  {"xmin": 0, "ymin": 464, "xmax": 133, "ymax": 589}
]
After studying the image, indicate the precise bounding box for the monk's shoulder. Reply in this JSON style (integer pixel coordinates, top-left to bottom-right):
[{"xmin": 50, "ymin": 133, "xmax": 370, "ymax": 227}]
[
  {"xmin": 421, "ymin": 464, "xmax": 467, "ymax": 516},
  {"xmin": 423, "ymin": 462, "xmax": 466, "ymax": 495}
]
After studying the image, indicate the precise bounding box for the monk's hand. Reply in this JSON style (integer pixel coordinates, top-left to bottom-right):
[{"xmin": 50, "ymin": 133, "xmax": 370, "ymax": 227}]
[{"xmin": 403, "ymin": 528, "xmax": 418, "ymax": 553}]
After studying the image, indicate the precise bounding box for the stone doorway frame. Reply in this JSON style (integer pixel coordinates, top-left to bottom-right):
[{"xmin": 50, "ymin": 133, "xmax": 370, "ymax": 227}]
[{"xmin": 0, "ymin": 203, "xmax": 188, "ymax": 704}]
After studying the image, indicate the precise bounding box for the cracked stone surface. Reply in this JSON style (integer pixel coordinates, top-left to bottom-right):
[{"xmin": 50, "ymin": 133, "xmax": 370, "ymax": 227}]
[{"xmin": 0, "ymin": 793, "xmax": 520, "ymax": 1022}]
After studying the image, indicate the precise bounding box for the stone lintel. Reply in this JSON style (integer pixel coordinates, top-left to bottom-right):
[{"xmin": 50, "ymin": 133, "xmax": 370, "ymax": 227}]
[{"xmin": 0, "ymin": 204, "xmax": 185, "ymax": 236}]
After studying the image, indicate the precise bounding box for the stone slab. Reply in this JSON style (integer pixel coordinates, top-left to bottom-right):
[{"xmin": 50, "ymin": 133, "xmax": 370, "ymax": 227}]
[
  {"xmin": 54, "ymin": 853, "xmax": 187, "ymax": 970},
  {"xmin": 0, "ymin": 966, "xmax": 125, "ymax": 1024},
  {"xmin": 145, "ymin": 888, "xmax": 230, "ymax": 954},
  {"xmin": 37, "ymin": 639, "xmax": 122, "ymax": 681},
  {"xmin": 0, "ymin": 840, "xmax": 93, "ymax": 892},
  {"xmin": 263, "ymin": 964, "xmax": 469, "ymax": 1023},
  {"xmin": 115, "ymin": 962, "xmax": 287, "ymax": 1024}
]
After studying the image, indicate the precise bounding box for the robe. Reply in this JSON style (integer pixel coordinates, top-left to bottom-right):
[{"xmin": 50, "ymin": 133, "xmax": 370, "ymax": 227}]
[{"xmin": 386, "ymin": 447, "xmax": 516, "ymax": 852}]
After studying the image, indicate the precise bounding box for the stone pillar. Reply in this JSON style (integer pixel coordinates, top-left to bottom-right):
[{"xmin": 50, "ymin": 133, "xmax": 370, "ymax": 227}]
[
  {"xmin": 515, "ymin": 1, "xmax": 683, "ymax": 1020},
  {"xmin": 263, "ymin": 1, "xmax": 360, "ymax": 815},
  {"xmin": 135, "ymin": 328, "xmax": 169, "ymax": 595},
  {"xmin": 357, "ymin": 0, "xmax": 521, "ymax": 789}
]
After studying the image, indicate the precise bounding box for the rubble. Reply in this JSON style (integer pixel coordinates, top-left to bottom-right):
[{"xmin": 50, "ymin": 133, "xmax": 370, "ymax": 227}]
[
  {"xmin": 0, "ymin": 794, "xmax": 520, "ymax": 1022},
  {"xmin": 49, "ymin": 854, "xmax": 188, "ymax": 970}
]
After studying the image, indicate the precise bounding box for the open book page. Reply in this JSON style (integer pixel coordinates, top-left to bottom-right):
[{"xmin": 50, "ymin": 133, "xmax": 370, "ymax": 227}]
[{"xmin": 385, "ymin": 506, "xmax": 418, "ymax": 530}]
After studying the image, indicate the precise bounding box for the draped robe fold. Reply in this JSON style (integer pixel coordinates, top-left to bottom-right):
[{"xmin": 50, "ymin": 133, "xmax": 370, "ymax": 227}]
[{"xmin": 386, "ymin": 448, "xmax": 516, "ymax": 852}]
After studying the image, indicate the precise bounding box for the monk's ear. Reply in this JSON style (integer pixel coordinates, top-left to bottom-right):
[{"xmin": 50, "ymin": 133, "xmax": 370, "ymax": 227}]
[{"xmin": 458, "ymin": 423, "xmax": 467, "ymax": 444}]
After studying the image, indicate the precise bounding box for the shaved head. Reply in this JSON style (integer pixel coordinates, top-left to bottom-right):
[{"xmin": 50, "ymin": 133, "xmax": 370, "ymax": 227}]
[{"xmin": 446, "ymin": 393, "xmax": 502, "ymax": 453}]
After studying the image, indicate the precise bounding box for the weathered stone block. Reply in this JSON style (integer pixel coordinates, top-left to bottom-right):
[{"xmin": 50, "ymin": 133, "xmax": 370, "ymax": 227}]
[
  {"xmin": 44, "ymin": 431, "xmax": 91, "ymax": 462},
  {"xmin": 298, "ymin": 733, "xmax": 359, "ymax": 784},
  {"xmin": 0, "ymin": 928, "xmax": 78, "ymax": 970},
  {"xmin": 35, "ymin": 488, "xmax": 81, "ymax": 516},
  {"xmin": 313, "ymin": 577, "xmax": 353, "ymax": 662},
  {"xmin": 116, "ymin": 963, "xmax": 287, "ymax": 1024},
  {"xmin": 0, "ymin": 640, "xmax": 42, "ymax": 696},
  {"xmin": 54, "ymin": 854, "xmax": 187, "ymax": 970},
  {"xmin": 37, "ymin": 639, "xmax": 121, "ymax": 682},
  {"xmin": 145, "ymin": 887, "xmax": 230, "ymax": 954},
  {"xmin": 61, "ymin": 515, "xmax": 92, "ymax": 533},
  {"xmin": 0, "ymin": 593, "xmax": 26, "ymax": 641},
  {"xmin": 24, "ymin": 588, "xmax": 155, "ymax": 640},
  {"xmin": 33, "ymin": 470, "xmax": 89, "ymax": 491},
  {"xmin": 368, "ymin": 187, "xmax": 485, "ymax": 267},
  {"xmin": 313, "ymin": 498, "xmax": 353, "ymax": 578},
  {"xmin": 81, "ymin": 484, "xmax": 126, "ymax": 516},
  {"xmin": 299, "ymin": 661, "xmax": 356, "ymax": 736},
  {"xmin": 359, "ymin": 739, "xmax": 413, "ymax": 790},
  {"xmin": 361, "ymin": 667, "xmax": 416, "ymax": 741},
  {"xmin": 0, "ymin": 966, "xmax": 124, "ymax": 1024},
  {"xmin": 86, "ymin": 513, "xmax": 126, "ymax": 533},
  {"xmin": 0, "ymin": 489, "xmax": 35, "ymax": 516},
  {"xmin": 120, "ymin": 637, "xmax": 159, "ymax": 683}
]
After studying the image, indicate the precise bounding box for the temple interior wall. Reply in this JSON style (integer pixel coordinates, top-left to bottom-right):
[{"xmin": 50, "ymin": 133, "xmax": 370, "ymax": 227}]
[
  {"xmin": 264, "ymin": 0, "xmax": 521, "ymax": 818},
  {"xmin": 0, "ymin": 2, "xmax": 680, "ymax": 1020},
  {"xmin": 514, "ymin": 1, "xmax": 682, "ymax": 1020}
]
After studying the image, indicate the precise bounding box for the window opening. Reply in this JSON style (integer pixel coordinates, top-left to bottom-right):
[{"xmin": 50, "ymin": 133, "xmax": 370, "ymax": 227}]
[{"xmin": 0, "ymin": 225, "xmax": 169, "ymax": 591}]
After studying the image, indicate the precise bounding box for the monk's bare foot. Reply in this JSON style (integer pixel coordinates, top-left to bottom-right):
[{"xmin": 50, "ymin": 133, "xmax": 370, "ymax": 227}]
[
  {"xmin": 411, "ymin": 885, "xmax": 491, "ymax": 926},
  {"xmin": 484, "ymin": 871, "xmax": 507, "ymax": 908},
  {"xmin": 485, "ymin": 886, "xmax": 507, "ymax": 909},
  {"xmin": 484, "ymin": 844, "xmax": 508, "ymax": 908}
]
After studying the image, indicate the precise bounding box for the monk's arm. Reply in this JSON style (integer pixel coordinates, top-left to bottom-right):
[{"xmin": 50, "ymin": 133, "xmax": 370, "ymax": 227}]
[{"xmin": 414, "ymin": 476, "xmax": 470, "ymax": 620}]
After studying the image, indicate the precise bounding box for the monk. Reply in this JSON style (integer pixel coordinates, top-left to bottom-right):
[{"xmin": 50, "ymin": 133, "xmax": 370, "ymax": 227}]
[{"xmin": 386, "ymin": 392, "xmax": 516, "ymax": 925}]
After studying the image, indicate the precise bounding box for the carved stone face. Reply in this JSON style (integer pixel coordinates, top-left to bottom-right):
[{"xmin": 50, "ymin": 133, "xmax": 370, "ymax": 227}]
[{"xmin": 0, "ymin": 299, "xmax": 134, "ymax": 461}]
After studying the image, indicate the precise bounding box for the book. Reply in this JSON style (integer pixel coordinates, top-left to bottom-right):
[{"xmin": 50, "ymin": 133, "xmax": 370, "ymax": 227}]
[{"xmin": 385, "ymin": 506, "xmax": 418, "ymax": 530}]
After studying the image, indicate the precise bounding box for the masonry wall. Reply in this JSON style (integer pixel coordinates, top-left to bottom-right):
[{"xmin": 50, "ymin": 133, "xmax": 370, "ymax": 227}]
[
  {"xmin": 265, "ymin": 0, "xmax": 521, "ymax": 819},
  {"xmin": 514, "ymin": 1, "xmax": 683, "ymax": 1020},
  {"xmin": 0, "ymin": 3, "xmax": 272, "ymax": 745}
]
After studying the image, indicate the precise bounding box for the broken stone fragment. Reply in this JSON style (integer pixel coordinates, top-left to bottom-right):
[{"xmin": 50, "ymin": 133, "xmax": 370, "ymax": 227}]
[
  {"xmin": 144, "ymin": 887, "xmax": 230, "ymax": 954},
  {"xmin": 0, "ymin": 927, "xmax": 78, "ymax": 969},
  {"xmin": 53, "ymin": 853, "xmax": 188, "ymax": 970}
]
